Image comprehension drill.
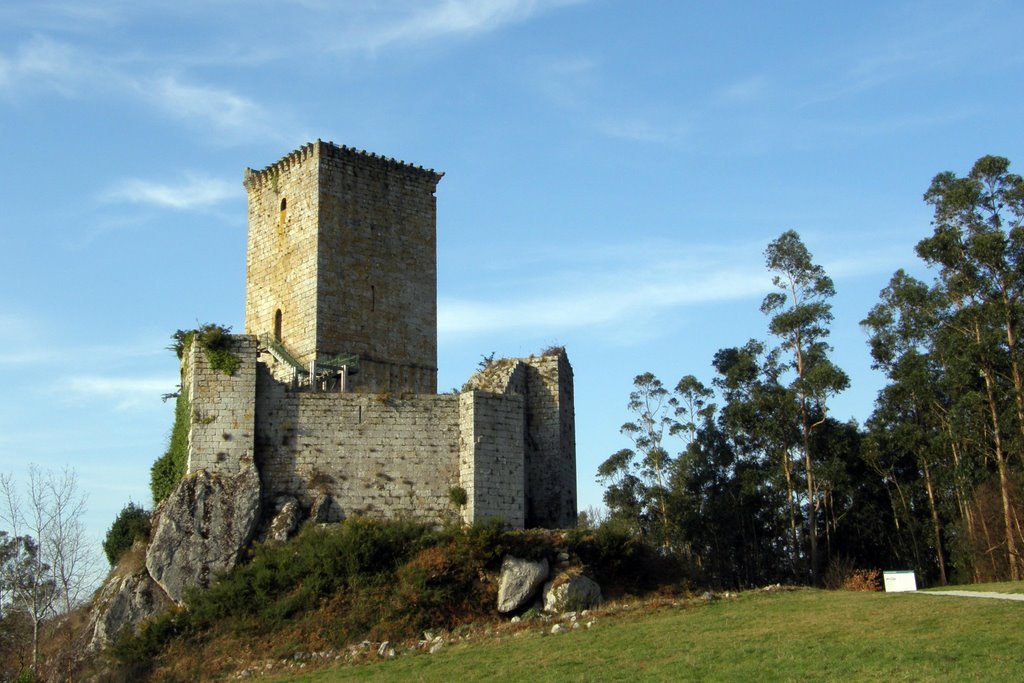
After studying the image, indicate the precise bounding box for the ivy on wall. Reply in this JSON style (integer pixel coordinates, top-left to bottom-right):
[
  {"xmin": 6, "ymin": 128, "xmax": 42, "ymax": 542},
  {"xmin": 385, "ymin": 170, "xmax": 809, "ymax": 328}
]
[
  {"xmin": 150, "ymin": 388, "xmax": 190, "ymax": 504},
  {"xmin": 151, "ymin": 323, "xmax": 239, "ymax": 504}
]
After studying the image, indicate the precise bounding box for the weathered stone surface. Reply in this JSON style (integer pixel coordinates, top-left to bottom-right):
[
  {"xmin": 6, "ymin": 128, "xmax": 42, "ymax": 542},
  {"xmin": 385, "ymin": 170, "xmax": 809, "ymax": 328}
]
[
  {"xmin": 146, "ymin": 466, "xmax": 261, "ymax": 603},
  {"xmin": 542, "ymin": 572, "xmax": 602, "ymax": 613},
  {"xmin": 497, "ymin": 556, "xmax": 549, "ymax": 613},
  {"xmin": 310, "ymin": 492, "xmax": 344, "ymax": 524},
  {"xmin": 88, "ymin": 570, "xmax": 172, "ymax": 650},
  {"xmin": 268, "ymin": 496, "xmax": 301, "ymax": 542}
]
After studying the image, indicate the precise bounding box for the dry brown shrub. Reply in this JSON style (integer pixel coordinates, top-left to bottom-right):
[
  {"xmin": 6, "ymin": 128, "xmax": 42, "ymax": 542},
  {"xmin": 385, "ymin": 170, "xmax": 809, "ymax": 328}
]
[{"xmin": 824, "ymin": 556, "xmax": 881, "ymax": 591}]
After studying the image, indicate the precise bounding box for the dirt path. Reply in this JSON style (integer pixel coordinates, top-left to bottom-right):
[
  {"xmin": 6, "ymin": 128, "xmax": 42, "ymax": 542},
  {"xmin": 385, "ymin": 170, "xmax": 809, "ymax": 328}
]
[{"xmin": 916, "ymin": 590, "xmax": 1024, "ymax": 602}]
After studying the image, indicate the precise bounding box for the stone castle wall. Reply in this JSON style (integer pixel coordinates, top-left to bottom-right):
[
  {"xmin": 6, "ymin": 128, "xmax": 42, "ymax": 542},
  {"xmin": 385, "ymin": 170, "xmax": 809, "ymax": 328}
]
[
  {"xmin": 185, "ymin": 337, "xmax": 257, "ymax": 476},
  {"xmin": 183, "ymin": 340, "xmax": 576, "ymax": 529},
  {"xmin": 243, "ymin": 142, "xmax": 441, "ymax": 394},
  {"xmin": 180, "ymin": 142, "xmax": 577, "ymax": 532},
  {"xmin": 522, "ymin": 354, "xmax": 577, "ymax": 528},
  {"xmin": 458, "ymin": 391, "xmax": 525, "ymax": 527},
  {"xmin": 243, "ymin": 145, "xmax": 320, "ymax": 364},
  {"xmin": 252, "ymin": 358, "xmax": 461, "ymax": 522},
  {"xmin": 316, "ymin": 145, "xmax": 440, "ymax": 394}
]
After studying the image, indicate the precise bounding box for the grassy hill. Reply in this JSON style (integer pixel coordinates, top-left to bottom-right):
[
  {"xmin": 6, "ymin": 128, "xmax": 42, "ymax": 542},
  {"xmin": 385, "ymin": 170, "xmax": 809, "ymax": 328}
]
[
  {"xmin": 267, "ymin": 587, "xmax": 1024, "ymax": 683},
  {"xmin": 91, "ymin": 518, "xmax": 1023, "ymax": 681}
]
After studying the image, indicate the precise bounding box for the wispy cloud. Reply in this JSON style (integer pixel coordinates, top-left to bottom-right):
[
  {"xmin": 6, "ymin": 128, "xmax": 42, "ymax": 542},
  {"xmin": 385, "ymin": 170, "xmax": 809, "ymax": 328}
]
[
  {"xmin": 0, "ymin": 1, "xmax": 127, "ymax": 33},
  {"xmin": 138, "ymin": 75, "xmax": 275, "ymax": 139},
  {"xmin": 438, "ymin": 234, "xmax": 907, "ymax": 341},
  {"xmin": 594, "ymin": 117, "xmax": 689, "ymax": 144},
  {"xmin": 64, "ymin": 376, "xmax": 177, "ymax": 411},
  {"xmin": 101, "ymin": 173, "xmax": 238, "ymax": 210},
  {"xmin": 0, "ymin": 35, "xmax": 93, "ymax": 97},
  {"xmin": 348, "ymin": 0, "xmax": 587, "ymax": 52},
  {"xmin": 0, "ymin": 36, "xmax": 281, "ymax": 142},
  {"xmin": 0, "ymin": 324, "xmax": 168, "ymax": 369},
  {"xmin": 718, "ymin": 76, "xmax": 769, "ymax": 103},
  {"xmin": 439, "ymin": 242, "xmax": 771, "ymax": 339}
]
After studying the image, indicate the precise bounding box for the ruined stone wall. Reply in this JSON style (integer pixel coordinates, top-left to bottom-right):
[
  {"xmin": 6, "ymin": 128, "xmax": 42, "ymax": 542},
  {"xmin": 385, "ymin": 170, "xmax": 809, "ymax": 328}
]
[
  {"xmin": 522, "ymin": 352, "xmax": 577, "ymax": 528},
  {"xmin": 254, "ymin": 364, "xmax": 460, "ymax": 522},
  {"xmin": 458, "ymin": 391, "xmax": 525, "ymax": 528},
  {"xmin": 185, "ymin": 337, "xmax": 257, "ymax": 476},
  {"xmin": 243, "ymin": 145, "xmax": 320, "ymax": 363},
  {"xmin": 316, "ymin": 144, "xmax": 440, "ymax": 393}
]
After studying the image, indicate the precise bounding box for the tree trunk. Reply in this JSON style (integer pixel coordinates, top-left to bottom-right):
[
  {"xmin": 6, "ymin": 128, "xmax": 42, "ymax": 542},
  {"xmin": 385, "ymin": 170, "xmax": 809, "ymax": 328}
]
[
  {"xmin": 801, "ymin": 404, "xmax": 819, "ymax": 585},
  {"xmin": 781, "ymin": 451, "xmax": 800, "ymax": 577},
  {"xmin": 921, "ymin": 458, "xmax": 948, "ymax": 585},
  {"xmin": 978, "ymin": 341, "xmax": 1020, "ymax": 580}
]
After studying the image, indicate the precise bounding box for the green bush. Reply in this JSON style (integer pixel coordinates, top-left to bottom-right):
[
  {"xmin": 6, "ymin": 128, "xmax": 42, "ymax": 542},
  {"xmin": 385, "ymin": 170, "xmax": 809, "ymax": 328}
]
[
  {"xmin": 150, "ymin": 390, "xmax": 190, "ymax": 504},
  {"xmin": 103, "ymin": 502, "xmax": 152, "ymax": 565},
  {"xmin": 170, "ymin": 323, "xmax": 240, "ymax": 375}
]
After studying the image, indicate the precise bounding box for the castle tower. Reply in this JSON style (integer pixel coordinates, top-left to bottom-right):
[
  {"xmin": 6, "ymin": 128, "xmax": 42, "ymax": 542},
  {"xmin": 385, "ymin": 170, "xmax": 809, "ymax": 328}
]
[{"xmin": 242, "ymin": 141, "xmax": 443, "ymax": 393}]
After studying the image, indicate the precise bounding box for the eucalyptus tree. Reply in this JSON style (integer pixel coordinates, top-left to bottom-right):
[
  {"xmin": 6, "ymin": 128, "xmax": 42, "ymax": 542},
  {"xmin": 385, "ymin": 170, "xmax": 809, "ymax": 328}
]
[
  {"xmin": 712, "ymin": 340, "xmax": 803, "ymax": 576},
  {"xmin": 598, "ymin": 372, "xmax": 680, "ymax": 546},
  {"xmin": 761, "ymin": 230, "xmax": 849, "ymax": 583},
  {"xmin": 915, "ymin": 156, "xmax": 1024, "ymax": 580},
  {"xmin": 863, "ymin": 270, "xmax": 952, "ymax": 583}
]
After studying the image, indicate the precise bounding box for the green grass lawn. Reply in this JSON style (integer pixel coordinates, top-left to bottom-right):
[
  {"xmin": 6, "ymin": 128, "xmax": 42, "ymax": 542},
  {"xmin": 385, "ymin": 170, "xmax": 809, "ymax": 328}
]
[{"xmin": 270, "ymin": 588, "xmax": 1024, "ymax": 682}]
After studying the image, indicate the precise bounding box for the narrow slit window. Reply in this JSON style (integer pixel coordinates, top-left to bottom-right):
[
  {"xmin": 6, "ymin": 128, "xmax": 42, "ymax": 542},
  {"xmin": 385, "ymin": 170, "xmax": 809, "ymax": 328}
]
[
  {"xmin": 279, "ymin": 198, "xmax": 287, "ymax": 227},
  {"xmin": 274, "ymin": 309, "xmax": 283, "ymax": 343}
]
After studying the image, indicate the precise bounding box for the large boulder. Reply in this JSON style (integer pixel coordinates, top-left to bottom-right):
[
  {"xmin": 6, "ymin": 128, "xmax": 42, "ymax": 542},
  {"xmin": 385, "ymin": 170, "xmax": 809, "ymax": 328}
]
[
  {"xmin": 88, "ymin": 569, "xmax": 172, "ymax": 650},
  {"xmin": 543, "ymin": 572, "xmax": 602, "ymax": 613},
  {"xmin": 145, "ymin": 466, "xmax": 261, "ymax": 603},
  {"xmin": 310, "ymin": 492, "xmax": 344, "ymax": 524},
  {"xmin": 497, "ymin": 556, "xmax": 550, "ymax": 613},
  {"xmin": 267, "ymin": 496, "xmax": 302, "ymax": 543}
]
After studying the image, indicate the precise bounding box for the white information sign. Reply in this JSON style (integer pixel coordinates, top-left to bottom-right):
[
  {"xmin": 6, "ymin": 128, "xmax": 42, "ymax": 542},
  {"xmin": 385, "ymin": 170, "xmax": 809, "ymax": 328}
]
[{"xmin": 883, "ymin": 570, "xmax": 917, "ymax": 592}]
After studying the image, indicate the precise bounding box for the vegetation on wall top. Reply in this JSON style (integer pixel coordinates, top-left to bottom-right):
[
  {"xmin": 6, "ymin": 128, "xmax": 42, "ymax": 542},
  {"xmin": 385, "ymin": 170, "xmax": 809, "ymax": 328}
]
[{"xmin": 171, "ymin": 323, "xmax": 241, "ymax": 376}]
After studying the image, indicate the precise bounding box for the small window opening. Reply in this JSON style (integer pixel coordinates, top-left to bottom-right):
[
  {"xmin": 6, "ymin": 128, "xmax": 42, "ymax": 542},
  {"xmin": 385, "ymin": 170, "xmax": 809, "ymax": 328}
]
[
  {"xmin": 279, "ymin": 198, "xmax": 287, "ymax": 227},
  {"xmin": 274, "ymin": 309, "xmax": 283, "ymax": 343}
]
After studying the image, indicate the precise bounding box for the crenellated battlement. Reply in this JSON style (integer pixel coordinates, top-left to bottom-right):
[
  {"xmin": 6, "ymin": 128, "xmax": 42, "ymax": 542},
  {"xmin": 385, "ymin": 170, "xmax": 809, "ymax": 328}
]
[{"xmin": 243, "ymin": 139, "xmax": 443, "ymax": 191}]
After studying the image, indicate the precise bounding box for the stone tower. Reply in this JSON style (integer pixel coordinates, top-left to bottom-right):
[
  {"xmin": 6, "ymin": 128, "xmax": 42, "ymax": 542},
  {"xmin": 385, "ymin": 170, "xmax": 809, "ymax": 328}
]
[{"xmin": 243, "ymin": 141, "xmax": 443, "ymax": 393}]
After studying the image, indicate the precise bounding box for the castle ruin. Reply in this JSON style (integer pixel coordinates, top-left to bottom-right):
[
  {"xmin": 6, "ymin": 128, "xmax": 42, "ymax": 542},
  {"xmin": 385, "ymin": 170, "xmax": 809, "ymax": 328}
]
[{"xmin": 181, "ymin": 141, "xmax": 577, "ymax": 529}]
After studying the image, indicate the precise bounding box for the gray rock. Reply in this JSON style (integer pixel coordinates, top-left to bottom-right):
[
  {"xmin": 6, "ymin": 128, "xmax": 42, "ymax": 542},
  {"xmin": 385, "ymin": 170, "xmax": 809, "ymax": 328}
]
[
  {"xmin": 268, "ymin": 496, "xmax": 301, "ymax": 543},
  {"xmin": 310, "ymin": 493, "xmax": 344, "ymax": 523},
  {"xmin": 542, "ymin": 573, "xmax": 602, "ymax": 613},
  {"xmin": 88, "ymin": 570, "xmax": 173, "ymax": 650},
  {"xmin": 497, "ymin": 556, "xmax": 550, "ymax": 614},
  {"xmin": 145, "ymin": 466, "xmax": 261, "ymax": 603}
]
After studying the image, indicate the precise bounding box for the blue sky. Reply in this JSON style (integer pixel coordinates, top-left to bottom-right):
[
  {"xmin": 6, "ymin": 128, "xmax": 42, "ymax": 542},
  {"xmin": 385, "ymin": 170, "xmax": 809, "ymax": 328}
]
[{"xmin": 1, "ymin": 0, "xmax": 1022, "ymax": 548}]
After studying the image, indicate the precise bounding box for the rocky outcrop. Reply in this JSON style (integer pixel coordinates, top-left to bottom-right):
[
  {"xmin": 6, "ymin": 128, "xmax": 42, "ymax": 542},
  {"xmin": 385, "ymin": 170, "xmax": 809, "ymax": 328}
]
[
  {"xmin": 146, "ymin": 466, "xmax": 261, "ymax": 603},
  {"xmin": 88, "ymin": 568, "xmax": 173, "ymax": 650},
  {"xmin": 310, "ymin": 492, "xmax": 344, "ymax": 524},
  {"xmin": 267, "ymin": 496, "xmax": 301, "ymax": 543},
  {"xmin": 543, "ymin": 572, "xmax": 602, "ymax": 613},
  {"xmin": 497, "ymin": 556, "xmax": 549, "ymax": 613}
]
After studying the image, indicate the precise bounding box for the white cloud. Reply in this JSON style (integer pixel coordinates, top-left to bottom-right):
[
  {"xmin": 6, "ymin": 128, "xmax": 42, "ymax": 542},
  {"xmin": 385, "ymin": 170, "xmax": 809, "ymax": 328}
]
[
  {"xmin": 0, "ymin": 35, "xmax": 93, "ymax": 97},
  {"xmin": 438, "ymin": 233, "xmax": 910, "ymax": 341},
  {"xmin": 0, "ymin": 37, "xmax": 280, "ymax": 142},
  {"xmin": 138, "ymin": 75, "xmax": 274, "ymax": 139},
  {"xmin": 349, "ymin": 0, "xmax": 586, "ymax": 52},
  {"xmin": 102, "ymin": 173, "xmax": 238, "ymax": 210},
  {"xmin": 64, "ymin": 376, "xmax": 178, "ymax": 411},
  {"xmin": 594, "ymin": 117, "xmax": 689, "ymax": 144},
  {"xmin": 718, "ymin": 76, "xmax": 769, "ymax": 103},
  {"xmin": 439, "ymin": 246, "xmax": 770, "ymax": 339}
]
